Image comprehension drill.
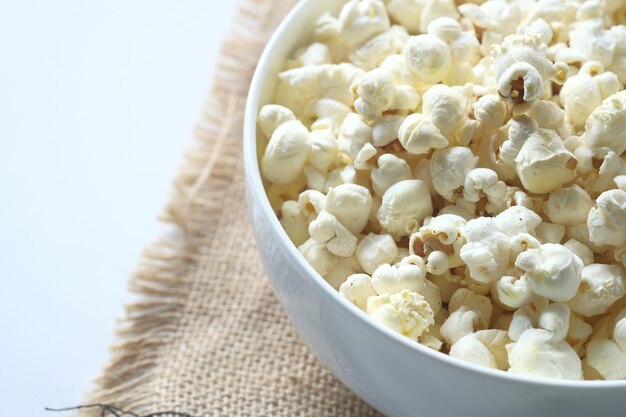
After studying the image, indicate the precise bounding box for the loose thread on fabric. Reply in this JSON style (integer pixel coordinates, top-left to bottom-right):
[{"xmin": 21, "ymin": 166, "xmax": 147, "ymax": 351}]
[{"xmin": 46, "ymin": 404, "xmax": 194, "ymax": 417}]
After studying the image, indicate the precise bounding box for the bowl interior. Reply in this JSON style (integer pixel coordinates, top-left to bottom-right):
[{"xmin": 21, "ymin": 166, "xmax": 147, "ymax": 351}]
[{"xmin": 243, "ymin": 0, "xmax": 626, "ymax": 389}]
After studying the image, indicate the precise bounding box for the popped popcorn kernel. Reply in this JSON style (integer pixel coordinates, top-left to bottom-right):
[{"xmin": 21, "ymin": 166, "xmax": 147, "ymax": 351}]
[{"xmin": 367, "ymin": 289, "xmax": 436, "ymax": 339}]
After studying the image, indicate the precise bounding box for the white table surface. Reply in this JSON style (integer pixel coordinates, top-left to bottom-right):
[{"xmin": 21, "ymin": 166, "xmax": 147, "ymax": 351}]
[{"xmin": 0, "ymin": 1, "xmax": 238, "ymax": 415}]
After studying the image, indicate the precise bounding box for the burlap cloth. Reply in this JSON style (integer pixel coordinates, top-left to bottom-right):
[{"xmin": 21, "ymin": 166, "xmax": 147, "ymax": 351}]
[{"xmin": 77, "ymin": 1, "xmax": 382, "ymax": 416}]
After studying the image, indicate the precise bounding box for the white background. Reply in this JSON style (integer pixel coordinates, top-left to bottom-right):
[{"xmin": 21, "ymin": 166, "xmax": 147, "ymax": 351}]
[{"xmin": 0, "ymin": 1, "xmax": 238, "ymax": 415}]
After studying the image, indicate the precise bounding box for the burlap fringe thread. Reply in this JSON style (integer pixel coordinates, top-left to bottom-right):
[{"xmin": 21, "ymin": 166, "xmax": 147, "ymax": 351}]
[{"xmin": 75, "ymin": 1, "xmax": 381, "ymax": 416}]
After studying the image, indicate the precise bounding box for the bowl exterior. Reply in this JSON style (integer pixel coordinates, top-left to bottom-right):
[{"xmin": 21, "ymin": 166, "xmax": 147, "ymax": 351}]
[
  {"xmin": 243, "ymin": 0, "xmax": 626, "ymax": 416},
  {"xmin": 246, "ymin": 185, "xmax": 625, "ymax": 417}
]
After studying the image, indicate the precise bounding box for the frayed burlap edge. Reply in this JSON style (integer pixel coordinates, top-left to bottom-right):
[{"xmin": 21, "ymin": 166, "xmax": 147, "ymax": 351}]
[{"xmin": 76, "ymin": 0, "xmax": 299, "ymax": 414}]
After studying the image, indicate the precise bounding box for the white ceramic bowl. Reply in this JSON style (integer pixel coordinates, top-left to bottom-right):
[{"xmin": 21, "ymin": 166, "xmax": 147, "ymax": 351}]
[{"xmin": 243, "ymin": 1, "xmax": 626, "ymax": 415}]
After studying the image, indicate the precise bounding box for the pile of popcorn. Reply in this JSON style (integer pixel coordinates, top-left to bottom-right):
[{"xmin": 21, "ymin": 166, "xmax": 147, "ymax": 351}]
[{"xmin": 257, "ymin": 0, "xmax": 626, "ymax": 380}]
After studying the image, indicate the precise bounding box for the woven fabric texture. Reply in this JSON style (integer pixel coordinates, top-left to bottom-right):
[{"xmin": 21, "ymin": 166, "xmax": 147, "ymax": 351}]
[{"xmin": 77, "ymin": 1, "xmax": 381, "ymax": 416}]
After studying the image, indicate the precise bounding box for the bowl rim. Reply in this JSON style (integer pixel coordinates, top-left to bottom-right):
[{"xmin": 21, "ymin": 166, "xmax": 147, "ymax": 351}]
[{"xmin": 243, "ymin": 0, "xmax": 626, "ymax": 389}]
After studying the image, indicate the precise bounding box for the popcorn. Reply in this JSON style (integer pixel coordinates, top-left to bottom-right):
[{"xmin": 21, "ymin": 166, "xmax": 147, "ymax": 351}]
[
  {"xmin": 563, "ymin": 239, "xmax": 595, "ymax": 266},
  {"xmin": 499, "ymin": 115, "xmax": 539, "ymax": 167},
  {"xmin": 338, "ymin": 0, "xmax": 390, "ymax": 47},
  {"xmin": 587, "ymin": 189, "xmax": 626, "ymax": 247},
  {"xmin": 460, "ymin": 217, "xmax": 511, "ymax": 284},
  {"xmin": 524, "ymin": 100, "xmax": 570, "ymax": 139},
  {"xmin": 608, "ymin": 26, "xmax": 626, "ymax": 83},
  {"xmin": 431, "ymin": 146, "xmax": 478, "ymax": 201},
  {"xmin": 352, "ymin": 67, "xmax": 420, "ymax": 121},
  {"xmin": 371, "ymin": 255, "xmax": 441, "ymax": 310},
  {"xmin": 298, "ymin": 189, "xmax": 326, "ymax": 221},
  {"xmin": 535, "ymin": 222, "xmax": 566, "ymax": 244},
  {"xmin": 585, "ymin": 306, "xmax": 626, "ymax": 380},
  {"xmin": 349, "ymin": 25, "xmax": 409, "ymax": 71},
  {"xmin": 367, "ymin": 289, "xmax": 435, "ymax": 338},
  {"xmin": 293, "ymin": 42, "xmax": 332, "ymax": 67},
  {"xmin": 418, "ymin": 0, "xmax": 459, "ymax": 34},
  {"xmin": 313, "ymin": 13, "xmax": 350, "ymax": 62},
  {"xmin": 508, "ymin": 304, "xmax": 540, "ymax": 343},
  {"xmin": 356, "ymin": 233, "xmax": 399, "ymax": 275},
  {"xmin": 459, "ymin": 0, "xmax": 522, "ymax": 36},
  {"xmin": 429, "ymin": 270, "xmax": 464, "ymax": 303},
  {"xmin": 325, "ymin": 253, "xmax": 364, "ymax": 290},
  {"xmin": 565, "ymin": 222, "xmax": 607, "ymax": 254},
  {"xmin": 304, "ymin": 99, "xmax": 351, "ymax": 136},
  {"xmin": 477, "ymin": 32, "xmax": 504, "ymax": 59},
  {"xmin": 505, "ymin": 187, "xmax": 533, "ymax": 210},
  {"xmin": 325, "ymin": 184, "xmax": 373, "ymax": 235},
  {"xmin": 383, "ymin": 0, "xmax": 423, "ymax": 34},
  {"xmin": 377, "ymin": 179, "xmax": 433, "ymax": 238},
  {"xmin": 404, "ymin": 34, "xmax": 451, "ymax": 84},
  {"xmin": 338, "ymin": 113, "xmax": 372, "ymax": 160},
  {"xmin": 324, "ymin": 165, "xmax": 358, "ymax": 191},
  {"xmin": 298, "ymin": 238, "xmax": 338, "ymax": 277},
  {"xmin": 450, "ymin": 329, "xmax": 511, "ymax": 370},
  {"xmin": 422, "ymin": 84, "xmax": 477, "ymax": 145},
  {"xmin": 544, "ymin": 185, "xmax": 593, "ymax": 226},
  {"xmin": 353, "ymin": 142, "xmax": 379, "ymax": 170},
  {"xmin": 259, "ymin": 0, "xmax": 626, "ymax": 380},
  {"xmin": 427, "ymin": 17, "xmax": 480, "ymax": 84},
  {"xmin": 567, "ymin": 264, "xmax": 626, "ymax": 317},
  {"xmin": 302, "ymin": 170, "xmax": 328, "ymax": 199},
  {"xmin": 372, "ymin": 115, "xmax": 406, "ymax": 147},
  {"xmin": 517, "ymin": 18, "xmax": 553, "ymax": 46},
  {"xmin": 473, "ymin": 132, "xmax": 518, "ymax": 183},
  {"xmin": 411, "ymin": 214, "xmax": 467, "ymax": 274},
  {"xmin": 257, "ymin": 104, "xmax": 296, "ymax": 138},
  {"xmin": 568, "ymin": 15, "xmax": 616, "ymax": 68},
  {"xmin": 306, "ymin": 128, "xmax": 339, "ymax": 174},
  {"xmin": 515, "ymin": 243, "xmax": 584, "ymax": 302},
  {"xmin": 490, "ymin": 205, "xmax": 540, "ymax": 242},
  {"xmin": 279, "ymin": 200, "xmax": 309, "ymax": 246},
  {"xmin": 261, "ymin": 119, "xmax": 311, "ymax": 185},
  {"xmin": 496, "ymin": 275, "xmax": 533, "ymax": 309},
  {"xmin": 276, "ymin": 63, "xmax": 364, "ymax": 115},
  {"xmin": 380, "ymin": 53, "xmax": 420, "ymax": 85},
  {"xmin": 559, "ymin": 61, "xmax": 620, "ymax": 129},
  {"xmin": 524, "ymin": 0, "xmax": 578, "ymax": 27},
  {"xmin": 313, "ymin": 13, "xmax": 340, "ymax": 42},
  {"xmin": 582, "ymin": 91, "xmax": 626, "ymax": 157},
  {"xmin": 308, "ymin": 210, "xmax": 358, "ymax": 257},
  {"xmin": 473, "ymin": 94, "xmax": 509, "ymax": 131},
  {"xmin": 340, "ymin": 273, "xmax": 377, "ymax": 310},
  {"xmin": 573, "ymin": 144, "xmax": 594, "ymax": 175},
  {"xmin": 440, "ymin": 288, "xmax": 493, "ymax": 345},
  {"xmin": 508, "ymin": 232, "xmax": 541, "ymax": 259},
  {"xmin": 493, "ymin": 34, "xmax": 568, "ymax": 108},
  {"xmin": 513, "ymin": 129, "xmax": 578, "ymax": 194},
  {"xmin": 427, "ymin": 251, "xmax": 450, "ymax": 276},
  {"xmin": 303, "ymin": 167, "xmax": 327, "ymax": 192},
  {"xmin": 465, "ymin": 277, "xmax": 492, "ymax": 296},
  {"xmin": 588, "ymin": 151, "xmax": 626, "ymax": 195},
  {"xmin": 567, "ymin": 313, "xmax": 593, "ymax": 356},
  {"xmin": 508, "ymin": 303, "xmax": 583, "ymax": 380},
  {"xmin": 411, "ymin": 156, "xmax": 434, "ymax": 193},
  {"xmin": 398, "ymin": 113, "xmax": 449, "ymax": 155},
  {"xmin": 463, "ymin": 168, "xmax": 507, "ymax": 211},
  {"xmin": 437, "ymin": 204, "xmax": 474, "ymax": 221},
  {"xmin": 371, "ymin": 154, "xmax": 412, "ymax": 196}
]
